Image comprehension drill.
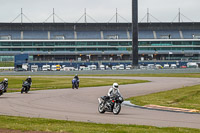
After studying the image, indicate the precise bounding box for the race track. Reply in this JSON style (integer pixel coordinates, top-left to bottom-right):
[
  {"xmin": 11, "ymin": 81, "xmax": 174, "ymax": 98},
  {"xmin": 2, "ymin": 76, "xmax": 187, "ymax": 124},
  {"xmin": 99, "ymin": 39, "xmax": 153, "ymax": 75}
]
[{"xmin": 0, "ymin": 77, "xmax": 200, "ymax": 129}]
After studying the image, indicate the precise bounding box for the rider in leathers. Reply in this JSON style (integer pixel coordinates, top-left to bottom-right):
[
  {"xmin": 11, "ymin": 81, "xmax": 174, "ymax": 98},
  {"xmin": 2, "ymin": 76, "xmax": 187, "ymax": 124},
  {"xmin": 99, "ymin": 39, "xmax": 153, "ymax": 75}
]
[
  {"xmin": 104, "ymin": 83, "xmax": 121, "ymax": 107},
  {"xmin": 25, "ymin": 76, "xmax": 32, "ymax": 90},
  {"xmin": 108, "ymin": 83, "xmax": 121, "ymax": 97},
  {"xmin": 74, "ymin": 74, "xmax": 79, "ymax": 86}
]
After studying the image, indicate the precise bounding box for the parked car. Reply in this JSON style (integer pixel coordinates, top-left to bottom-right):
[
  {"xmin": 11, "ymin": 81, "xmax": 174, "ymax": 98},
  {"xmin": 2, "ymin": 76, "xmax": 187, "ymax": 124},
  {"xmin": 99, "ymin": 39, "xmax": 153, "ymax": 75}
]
[
  {"xmin": 119, "ymin": 64, "xmax": 125, "ymax": 70},
  {"xmin": 88, "ymin": 65, "xmax": 97, "ymax": 70},
  {"xmin": 187, "ymin": 62, "xmax": 198, "ymax": 68},
  {"xmin": 170, "ymin": 64, "xmax": 177, "ymax": 69},
  {"xmin": 180, "ymin": 65, "xmax": 187, "ymax": 68},
  {"xmin": 126, "ymin": 65, "xmax": 132, "ymax": 70},
  {"xmin": 163, "ymin": 64, "xmax": 170, "ymax": 69},
  {"xmin": 100, "ymin": 65, "xmax": 105, "ymax": 70},
  {"xmin": 147, "ymin": 64, "xmax": 156, "ymax": 69},
  {"xmin": 112, "ymin": 66, "xmax": 117, "ymax": 70},
  {"xmin": 139, "ymin": 65, "xmax": 147, "ymax": 69},
  {"xmin": 155, "ymin": 64, "xmax": 163, "ymax": 69},
  {"xmin": 42, "ymin": 65, "xmax": 50, "ymax": 71},
  {"xmin": 31, "ymin": 65, "xmax": 38, "ymax": 72}
]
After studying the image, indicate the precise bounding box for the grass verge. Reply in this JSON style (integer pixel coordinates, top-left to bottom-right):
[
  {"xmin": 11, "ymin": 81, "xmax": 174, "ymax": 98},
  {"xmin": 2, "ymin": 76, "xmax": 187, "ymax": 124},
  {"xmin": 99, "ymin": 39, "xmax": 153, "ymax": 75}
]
[
  {"xmin": 0, "ymin": 76, "xmax": 148, "ymax": 92},
  {"xmin": 13, "ymin": 73, "xmax": 200, "ymax": 78},
  {"xmin": 0, "ymin": 115, "xmax": 199, "ymax": 133},
  {"xmin": 127, "ymin": 84, "xmax": 200, "ymax": 111},
  {"xmin": 0, "ymin": 62, "xmax": 14, "ymax": 67},
  {"xmin": 3, "ymin": 73, "xmax": 200, "ymax": 78}
]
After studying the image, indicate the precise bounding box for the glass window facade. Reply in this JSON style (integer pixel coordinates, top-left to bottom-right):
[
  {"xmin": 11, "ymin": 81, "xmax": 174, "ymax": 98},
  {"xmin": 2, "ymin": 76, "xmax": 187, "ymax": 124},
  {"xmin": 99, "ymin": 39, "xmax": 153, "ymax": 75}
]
[{"xmin": 0, "ymin": 40, "xmax": 199, "ymax": 52}]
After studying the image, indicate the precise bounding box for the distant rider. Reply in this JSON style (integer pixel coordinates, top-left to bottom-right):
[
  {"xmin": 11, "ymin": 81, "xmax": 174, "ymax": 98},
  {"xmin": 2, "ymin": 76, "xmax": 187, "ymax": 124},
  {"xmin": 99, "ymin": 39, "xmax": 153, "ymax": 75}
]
[
  {"xmin": 74, "ymin": 74, "xmax": 79, "ymax": 86},
  {"xmin": 25, "ymin": 76, "xmax": 32, "ymax": 90},
  {"xmin": 0, "ymin": 78, "xmax": 8, "ymax": 92}
]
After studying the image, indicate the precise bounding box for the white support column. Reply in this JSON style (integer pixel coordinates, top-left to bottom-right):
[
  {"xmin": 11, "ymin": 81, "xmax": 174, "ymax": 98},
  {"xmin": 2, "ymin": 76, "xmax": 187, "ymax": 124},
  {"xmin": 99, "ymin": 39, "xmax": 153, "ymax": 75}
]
[
  {"xmin": 179, "ymin": 30, "xmax": 184, "ymax": 39},
  {"xmin": 127, "ymin": 30, "xmax": 130, "ymax": 39},
  {"xmin": 48, "ymin": 31, "xmax": 50, "ymax": 40},
  {"xmin": 21, "ymin": 31, "xmax": 23, "ymax": 40},
  {"xmin": 100, "ymin": 31, "xmax": 104, "ymax": 39},
  {"xmin": 153, "ymin": 31, "xmax": 157, "ymax": 39},
  {"xmin": 74, "ymin": 31, "xmax": 77, "ymax": 39}
]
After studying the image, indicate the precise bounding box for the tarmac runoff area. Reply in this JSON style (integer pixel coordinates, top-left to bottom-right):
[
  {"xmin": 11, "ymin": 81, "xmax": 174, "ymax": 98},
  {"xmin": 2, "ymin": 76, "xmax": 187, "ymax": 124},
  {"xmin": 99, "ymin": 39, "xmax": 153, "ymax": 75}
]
[{"xmin": 0, "ymin": 76, "xmax": 200, "ymax": 129}]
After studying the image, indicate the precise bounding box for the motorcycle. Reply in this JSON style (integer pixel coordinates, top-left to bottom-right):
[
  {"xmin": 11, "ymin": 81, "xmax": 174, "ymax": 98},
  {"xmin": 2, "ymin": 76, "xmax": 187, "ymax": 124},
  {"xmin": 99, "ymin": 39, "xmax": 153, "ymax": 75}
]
[
  {"xmin": 98, "ymin": 93, "xmax": 124, "ymax": 115},
  {"xmin": 72, "ymin": 78, "xmax": 79, "ymax": 89},
  {"xmin": 21, "ymin": 80, "xmax": 30, "ymax": 93},
  {"xmin": 0, "ymin": 82, "xmax": 8, "ymax": 96}
]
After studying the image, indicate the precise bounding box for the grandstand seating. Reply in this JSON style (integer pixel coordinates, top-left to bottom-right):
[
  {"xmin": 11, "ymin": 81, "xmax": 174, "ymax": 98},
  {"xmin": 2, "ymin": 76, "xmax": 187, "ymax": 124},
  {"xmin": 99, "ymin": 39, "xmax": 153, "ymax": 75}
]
[
  {"xmin": 128, "ymin": 30, "xmax": 154, "ymax": 39},
  {"xmin": 23, "ymin": 31, "xmax": 48, "ymax": 39},
  {"xmin": 155, "ymin": 30, "xmax": 180, "ymax": 39},
  {"xmin": 182, "ymin": 30, "xmax": 200, "ymax": 39},
  {"xmin": 139, "ymin": 30, "xmax": 154, "ymax": 39},
  {"xmin": 77, "ymin": 31, "xmax": 101, "ymax": 39},
  {"xmin": 103, "ymin": 30, "xmax": 127, "ymax": 39},
  {"xmin": 0, "ymin": 31, "xmax": 21, "ymax": 39},
  {"xmin": 1, "ymin": 29, "xmax": 200, "ymax": 40},
  {"xmin": 50, "ymin": 31, "xmax": 74, "ymax": 39}
]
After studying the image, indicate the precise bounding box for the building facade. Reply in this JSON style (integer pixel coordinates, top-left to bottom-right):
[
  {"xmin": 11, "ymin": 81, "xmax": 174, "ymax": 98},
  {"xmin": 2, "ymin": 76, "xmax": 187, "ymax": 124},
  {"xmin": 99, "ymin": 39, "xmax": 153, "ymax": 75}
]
[{"xmin": 0, "ymin": 22, "xmax": 199, "ymax": 63}]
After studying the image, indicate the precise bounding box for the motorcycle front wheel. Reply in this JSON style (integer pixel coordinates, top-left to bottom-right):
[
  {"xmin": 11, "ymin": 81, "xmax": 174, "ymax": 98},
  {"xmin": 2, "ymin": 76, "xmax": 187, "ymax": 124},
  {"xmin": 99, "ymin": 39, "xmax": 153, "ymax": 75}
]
[
  {"xmin": 21, "ymin": 87, "xmax": 24, "ymax": 94},
  {"xmin": 113, "ymin": 103, "xmax": 121, "ymax": 115},
  {"xmin": 98, "ymin": 102, "xmax": 105, "ymax": 114}
]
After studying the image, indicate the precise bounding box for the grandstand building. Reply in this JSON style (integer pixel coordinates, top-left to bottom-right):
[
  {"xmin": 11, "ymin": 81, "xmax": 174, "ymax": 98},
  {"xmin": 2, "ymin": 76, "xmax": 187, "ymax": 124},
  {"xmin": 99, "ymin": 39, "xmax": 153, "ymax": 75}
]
[{"xmin": 0, "ymin": 22, "xmax": 200, "ymax": 66}]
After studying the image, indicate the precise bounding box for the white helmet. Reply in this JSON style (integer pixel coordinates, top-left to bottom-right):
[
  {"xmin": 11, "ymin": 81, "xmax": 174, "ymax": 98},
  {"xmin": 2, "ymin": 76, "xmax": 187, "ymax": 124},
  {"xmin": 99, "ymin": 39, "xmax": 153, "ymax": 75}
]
[
  {"xmin": 28, "ymin": 76, "xmax": 31, "ymax": 78},
  {"xmin": 112, "ymin": 83, "xmax": 118, "ymax": 90},
  {"xmin": 4, "ymin": 78, "xmax": 8, "ymax": 81}
]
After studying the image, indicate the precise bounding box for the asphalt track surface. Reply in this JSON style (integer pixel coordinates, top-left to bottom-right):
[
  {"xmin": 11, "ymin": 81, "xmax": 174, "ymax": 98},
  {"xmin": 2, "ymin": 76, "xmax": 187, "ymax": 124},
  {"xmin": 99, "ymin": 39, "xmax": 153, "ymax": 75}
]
[{"xmin": 0, "ymin": 77, "xmax": 200, "ymax": 129}]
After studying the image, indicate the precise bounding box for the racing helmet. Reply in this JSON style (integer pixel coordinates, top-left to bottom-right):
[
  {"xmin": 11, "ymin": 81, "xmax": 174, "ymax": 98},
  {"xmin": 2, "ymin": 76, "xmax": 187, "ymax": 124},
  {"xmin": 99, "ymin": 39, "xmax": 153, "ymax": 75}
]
[
  {"xmin": 28, "ymin": 76, "xmax": 31, "ymax": 78},
  {"xmin": 113, "ymin": 83, "xmax": 118, "ymax": 90},
  {"xmin": 4, "ymin": 78, "xmax": 8, "ymax": 81},
  {"xmin": 75, "ymin": 74, "xmax": 78, "ymax": 76}
]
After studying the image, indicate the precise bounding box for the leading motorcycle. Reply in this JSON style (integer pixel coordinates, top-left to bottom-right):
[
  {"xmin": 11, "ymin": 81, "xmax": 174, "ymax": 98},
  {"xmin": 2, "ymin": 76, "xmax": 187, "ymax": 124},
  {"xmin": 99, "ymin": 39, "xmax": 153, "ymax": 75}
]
[{"xmin": 98, "ymin": 93, "xmax": 124, "ymax": 115}]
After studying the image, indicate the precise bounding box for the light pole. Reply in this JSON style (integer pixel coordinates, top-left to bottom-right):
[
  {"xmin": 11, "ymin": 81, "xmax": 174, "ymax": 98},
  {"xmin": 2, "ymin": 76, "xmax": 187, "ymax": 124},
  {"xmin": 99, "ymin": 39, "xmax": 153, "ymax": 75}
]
[{"xmin": 132, "ymin": 0, "xmax": 139, "ymax": 68}]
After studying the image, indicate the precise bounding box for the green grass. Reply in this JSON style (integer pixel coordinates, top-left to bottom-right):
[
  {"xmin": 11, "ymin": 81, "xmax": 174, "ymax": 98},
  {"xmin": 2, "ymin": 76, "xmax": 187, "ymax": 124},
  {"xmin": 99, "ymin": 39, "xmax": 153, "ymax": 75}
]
[
  {"xmin": 0, "ymin": 115, "xmax": 199, "ymax": 133},
  {"xmin": 33, "ymin": 73, "xmax": 200, "ymax": 78},
  {"xmin": 2, "ymin": 73, "xmax": 200, "ymax": 78},
  {"xmin": 127, "ymin": 84, "xmax": 200, "ymax": 111},
  {"xmin": 1, "ymin": 76, "xmax": 148, "ymax": 92},
  {"xmin": 0, "ymin": 62, "xmax": 14, "ymax": 67}
]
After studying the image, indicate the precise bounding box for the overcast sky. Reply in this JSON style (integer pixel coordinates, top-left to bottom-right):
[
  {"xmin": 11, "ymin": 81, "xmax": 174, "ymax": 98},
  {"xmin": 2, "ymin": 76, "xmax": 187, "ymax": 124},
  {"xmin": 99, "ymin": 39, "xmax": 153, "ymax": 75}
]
[{"xmin": 0, "ymin": 0, "xmax": 199, "ymax": 23}]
